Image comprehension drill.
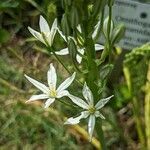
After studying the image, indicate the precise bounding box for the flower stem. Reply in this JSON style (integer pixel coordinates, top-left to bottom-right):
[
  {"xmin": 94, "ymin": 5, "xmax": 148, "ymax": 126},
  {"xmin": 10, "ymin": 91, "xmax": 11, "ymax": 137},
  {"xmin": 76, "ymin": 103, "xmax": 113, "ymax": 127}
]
[
  {"xmin": 47, "ymin": 47, "xmax": 83, "ymax": 86},
  {"xmin": 57, "ymin": 98, "xmax": 77, "ymax": 108},
  {"xmin": 52, "ymin": 51, "xmax": 71, "ymax": 74},
  {"xmin": 52, "ymin": 51, "xmax": 83, "ymax": 86}
]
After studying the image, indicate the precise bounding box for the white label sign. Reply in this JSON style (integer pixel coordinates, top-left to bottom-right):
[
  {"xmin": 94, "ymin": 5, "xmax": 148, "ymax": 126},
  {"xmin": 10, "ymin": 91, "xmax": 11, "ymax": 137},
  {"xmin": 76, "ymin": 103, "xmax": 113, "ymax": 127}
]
[{"xmin": 105, "ymin": 0, "xmax": 150, "ymax": 50}]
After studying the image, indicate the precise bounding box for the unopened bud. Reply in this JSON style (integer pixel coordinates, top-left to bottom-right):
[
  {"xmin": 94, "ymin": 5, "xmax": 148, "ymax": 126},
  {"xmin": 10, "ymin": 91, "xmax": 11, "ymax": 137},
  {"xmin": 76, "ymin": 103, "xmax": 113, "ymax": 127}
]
[
  {"xmin": 71, "ymin": 7, "xmax": 80, "ymax": 28},
  {"xmin": 92, "ymin": 0, "xmax": 107, "ymax": 17},
  {"xmin": 103, "ymin": 16, "xmax": 114, "ymax": 39},
  {"xmin": 112, "ymin": 24, "xmax": 125, "ymax": 44},
  {"xmin": 61, "ymin": 14, "xmax": 71, "ymax": 37},
  {"xmin": 68, "ymin": 37, "xmax": 77, "ymax": 59}
]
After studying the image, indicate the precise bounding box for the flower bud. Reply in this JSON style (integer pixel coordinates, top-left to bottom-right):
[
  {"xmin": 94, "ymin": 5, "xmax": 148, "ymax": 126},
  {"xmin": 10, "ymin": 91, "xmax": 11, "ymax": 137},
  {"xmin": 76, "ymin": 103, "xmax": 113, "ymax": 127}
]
[
  {"xmin": 71, "ymin": 7, "xmax": 80, "ymax": 29},
  {"xmin": 92, "ymin": 0, "xmax": 107, "ymax": 17},
  {"xmin": 61, "ymin": 14, "xmax": 71, "ymax": 37},
  {"xmin": 68, "ymin": 37, "xmax": 77, "ymax": 60},
  {"xmin": 103, "ymin": 16, "xmax": 114, "ymax": 39},
  {"xmin": 100, "ymin": 64, "xmax": 114, "ymax": 80},
  {"xmin": 112, "ymin": 24, "xmax": 125, "ymax": 44}
]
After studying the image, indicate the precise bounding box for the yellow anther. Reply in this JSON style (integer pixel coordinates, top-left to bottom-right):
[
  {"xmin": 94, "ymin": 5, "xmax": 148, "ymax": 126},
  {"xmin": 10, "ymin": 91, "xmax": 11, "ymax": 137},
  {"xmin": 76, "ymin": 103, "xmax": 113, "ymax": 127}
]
[
  {"xmin": 50, "ymin": 89, "xmax": 57, "ymax": 97},
  {"xmin": 88, "ymin": 106, "xmax": 96, "ymax": 114}
]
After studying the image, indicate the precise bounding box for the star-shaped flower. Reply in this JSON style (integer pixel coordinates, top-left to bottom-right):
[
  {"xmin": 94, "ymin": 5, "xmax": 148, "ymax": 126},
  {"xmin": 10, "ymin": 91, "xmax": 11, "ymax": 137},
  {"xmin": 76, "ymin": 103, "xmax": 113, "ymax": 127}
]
[
  {"xmin": 65, "ymin": 83, "xmax": 113, "ymax": 141},
  {"xmin": 28, "ymin": 15, "xmax": 57, "ymax": 47},
  {"xmin": 25, "ymin": 63, "xmax": 76, "ymax": 108}
]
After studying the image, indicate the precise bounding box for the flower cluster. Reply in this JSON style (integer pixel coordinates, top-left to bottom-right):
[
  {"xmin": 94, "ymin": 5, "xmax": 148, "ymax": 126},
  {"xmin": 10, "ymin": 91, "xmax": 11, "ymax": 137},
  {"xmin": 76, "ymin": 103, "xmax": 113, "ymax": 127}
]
[
  {"xmin": 28, "ymin": 16, "xmax": 104, "ymax": 63},
  {"xmin": 26, "ymin": 16, "xmax": 113, "ymax": 141},
  {"xmin": 25, "ymin": 63, "xmax": 113, "ymax": 141}
]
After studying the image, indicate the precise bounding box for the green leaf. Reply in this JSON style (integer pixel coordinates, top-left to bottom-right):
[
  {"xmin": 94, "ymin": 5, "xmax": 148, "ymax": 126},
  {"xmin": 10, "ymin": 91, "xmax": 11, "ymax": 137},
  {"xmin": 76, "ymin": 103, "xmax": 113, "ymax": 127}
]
[{"xmin": 61, "ymin": 14, "xmax": 71, "ymax": 37}]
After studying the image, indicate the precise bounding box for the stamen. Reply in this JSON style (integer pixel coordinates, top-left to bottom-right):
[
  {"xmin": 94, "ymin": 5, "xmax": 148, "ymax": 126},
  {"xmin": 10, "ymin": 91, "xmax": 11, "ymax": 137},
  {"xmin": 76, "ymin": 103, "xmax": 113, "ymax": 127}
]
[
  {"xmin": 88, "ymin": 106, "xmax": 96, "ymax": 114},
  {"xmin": 49, "ymin": 88, "xmax": 57, "ymax": 97}
]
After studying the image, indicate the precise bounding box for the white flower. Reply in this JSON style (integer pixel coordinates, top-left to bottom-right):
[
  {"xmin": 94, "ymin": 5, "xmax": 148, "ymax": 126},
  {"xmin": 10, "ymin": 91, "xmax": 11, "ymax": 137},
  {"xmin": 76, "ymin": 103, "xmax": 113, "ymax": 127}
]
[
  {"xmin": 56, "ymin": 27, "xmax": 104, "ymax": 63},
  {"xmin": 65, "ymin": 83, "xmax": 113, "ymax": 141},
  {"xmin": 28, "ymin": 15, "xmax": 57, "ymax": 47},
  {"xmin": 25, "ymin": 63, "xmax": 76, "ymax": 108}
]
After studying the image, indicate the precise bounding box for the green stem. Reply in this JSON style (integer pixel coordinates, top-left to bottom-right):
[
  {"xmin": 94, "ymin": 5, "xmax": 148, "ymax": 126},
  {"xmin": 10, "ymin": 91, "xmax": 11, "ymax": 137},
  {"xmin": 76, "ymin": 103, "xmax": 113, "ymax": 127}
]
[
  {"xmin": 107, "ymin": 5, "xmax": 112, "ymax": 63},
  {"xmin": 82, "ymin": 4, "xmax": 107, "ymax": 149},
  {"xmin": 53, "ymin": 51, "xmax": 83, "ymax": 86},
  {"xmin": 84, "ymin": 37, "xmax": 106, "ymax": 149},
  {"xmin": 52, "ymin": 51, "xmax": 71, "ymax": 74},
  {"xmin": 57, "ymin": 98, "xmax": 77, "ymax": 108},
  {"xmin": 47, "ymin": 47, "xmax": 83, "ymax": 86},
  {"xmin": 46, "ymin": 47, "xmax": 70, "ymax": 73}
]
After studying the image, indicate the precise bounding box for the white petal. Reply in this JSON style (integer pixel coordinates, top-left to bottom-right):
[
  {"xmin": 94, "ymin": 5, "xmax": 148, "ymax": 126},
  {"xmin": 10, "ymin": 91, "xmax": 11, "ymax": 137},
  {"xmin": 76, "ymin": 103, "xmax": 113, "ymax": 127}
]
[
  {"xmin": 76, "ymin": 55, "xmax": 82, "ymax": 64},
  {"xmin": 55, "ymin": 48, "xmax": 69, "ymax": 55},
  {"xmin": 92, "ymin": 21, "xmax": 100, "ymax": 39},
  {"xmin": 50, "ymin": 18, "xmax": 57, "ymax": 36},
  {"xmin": 48, "ymin": 18, "xmax": 57, "ymax": 46},
  {"xmin": 95, "ymin": 95, "xmax": 114, "ymax": 110},
  {"xmin": 64, "ymin": 111, "xmax": 89, "ymax": 125},
  {"xmin": 57, "ymin": 90, "xmax": 69, "ymax": 98},
  {"xmin": 88, "ymin": 115, "xmax": 95, "ymax": 141},
  {"xmin": 68, "ymin": 94, "xmax": 89, "ymax": 109},
  {"xmin": 25, "ymin": 74, "xmax": 49, "ymax": 94},
  {"xmin": 57, "ymin": 72, "xmax": 76, "ymax": 92},
  {"xmin": 44, "ymin": 98, "xmax": 55, "ymax": 108},
  {"xmin": 26, "ymin": 94, "xmax": 48, "ymax": 102},
  {"xmin": 78, "ymin": 48, "xmax": 85, "ymax": 55},
  {"xmin": 28, "ymin": 27, "xmax": 45, "ymax": 44},
  {"xmin": 82, "ymin": 83, "xmax": 93, "ymax": 105},
  {"xmin": 39, "ymin": 15, "xmax": 50, "ymax": 33},
  {"xmin": 95, "ymin": 44, "xmax": 104, "ymax": 51},
  {"xmin": 47, "ymin": 63, "xmax": 57, "ymax": 89},
  {"xmin": 94, "ymin": 111, "xmax": 105, "ymax": 119},
  {"xmin": 76, "ymin": 48, "xmax": 85, "ymax": 63},
  {"xmin": 77, "ymin": 24, "xmax": 82, "ymax": 33},
  {"xmin": 57, "ymin": 28, "xmax": 67, "ymax": 42}
]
